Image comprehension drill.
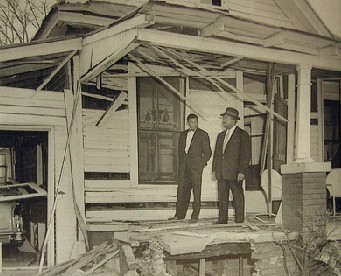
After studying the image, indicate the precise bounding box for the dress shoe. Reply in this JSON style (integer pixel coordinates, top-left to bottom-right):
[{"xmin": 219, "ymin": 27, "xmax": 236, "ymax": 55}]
[
  {"xmin": 234, "ymin": 220, "xmax": 244, "ymax": 224},
  {"xmin": 189, "ymin": 218, "xmax": 198, "ymax": 223}
]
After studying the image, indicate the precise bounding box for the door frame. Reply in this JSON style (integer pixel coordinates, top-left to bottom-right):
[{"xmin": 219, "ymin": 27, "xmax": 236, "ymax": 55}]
[{"xmin": 0, "ymin": 125, "xmax": 55, "ymax": 267}]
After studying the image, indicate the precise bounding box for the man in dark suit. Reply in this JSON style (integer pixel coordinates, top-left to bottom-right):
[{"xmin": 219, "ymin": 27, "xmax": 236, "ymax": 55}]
[
  {"xmin": 169, "ymin": 114, "xmax": 212, "ymax": 223},
  {"xmin": 212, "ymin": 107, "xmax": 251, "ymax": 224}
]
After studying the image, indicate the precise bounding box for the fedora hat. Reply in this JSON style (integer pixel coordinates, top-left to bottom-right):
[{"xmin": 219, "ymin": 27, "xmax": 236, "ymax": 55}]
[{"xmin": 220, "ymin": 107, "xmax": 240, "ymax": 120}]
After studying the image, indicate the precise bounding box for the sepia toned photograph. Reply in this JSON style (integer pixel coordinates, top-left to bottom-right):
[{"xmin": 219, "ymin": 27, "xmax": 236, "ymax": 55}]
[{"xmin": 0, "ymin": 0, "xmax": 340, "ymax": 275}]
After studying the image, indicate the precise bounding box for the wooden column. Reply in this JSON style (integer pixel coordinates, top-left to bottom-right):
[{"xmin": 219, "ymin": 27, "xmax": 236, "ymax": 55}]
[
  {"xmin": 295, "ymin": 65, "xmax": 313, "ymax": 162},
  {"xmin": 128, "ymin": 62, "xmax": 138, "ymax": 187},
  {"xmin": 199, "ymin": 259, "xmax": 205, "ymax": 276}
]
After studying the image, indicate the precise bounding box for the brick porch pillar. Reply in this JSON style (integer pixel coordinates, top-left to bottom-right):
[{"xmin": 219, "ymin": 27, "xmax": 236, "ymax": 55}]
[{"xmin": 281, "ymin": 162, "xmax": 331, "ymax": 234}]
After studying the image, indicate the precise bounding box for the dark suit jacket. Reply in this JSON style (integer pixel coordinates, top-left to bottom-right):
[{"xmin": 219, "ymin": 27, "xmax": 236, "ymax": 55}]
[
  {"xmin": 178, "ymin": 128, "xmax": 212, "ymax": 171},
  {"xmin": 212, "ymin": 126, "xmax": 251, "ymax": 181}
]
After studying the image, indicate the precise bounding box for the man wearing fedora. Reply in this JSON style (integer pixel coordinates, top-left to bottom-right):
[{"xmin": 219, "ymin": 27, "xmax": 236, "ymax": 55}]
[{"xmin": 212, "ymin": 107, "xmax": 251, "ymax": 224}]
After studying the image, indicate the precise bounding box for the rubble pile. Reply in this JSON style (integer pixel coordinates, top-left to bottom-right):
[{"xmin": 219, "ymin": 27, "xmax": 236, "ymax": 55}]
[{"xmin": 37, "ymin": 240, "xmax": 170, "ymax": 276}]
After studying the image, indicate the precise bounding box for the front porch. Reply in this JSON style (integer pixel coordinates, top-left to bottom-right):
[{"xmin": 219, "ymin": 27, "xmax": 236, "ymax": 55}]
[{"xmin": 0, "ymin": 0, "xmax": 340, "ymax": 269}]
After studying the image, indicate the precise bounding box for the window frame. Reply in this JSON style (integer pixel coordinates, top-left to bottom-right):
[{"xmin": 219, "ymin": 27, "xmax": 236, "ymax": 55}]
[{"xmin": 136, "ymin": 77, "xmax": 185, "ymax": 184}]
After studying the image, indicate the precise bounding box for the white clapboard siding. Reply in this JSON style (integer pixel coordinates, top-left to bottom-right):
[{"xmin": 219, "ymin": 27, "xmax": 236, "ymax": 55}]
[
  {"xmin": 0, "ymin": 87, "xmax": 66, "ymax": 126},
  {"xmin": 86, "ymin": 187, "xmax": 177, "ymax": 203},
  {"xmin": 83, "ymin": 109, "xmax": 130, "ymax": 173},
  {"xmin": 0, "ymin": 86, "xmax": 78, "ymax": 265},
  {"xmin": 85, "ymin": 180, "xmax": 131, "ymax": 190},
  {"xmin": 229, "ymin": 0, "xmax": 295, "ymax": 29}
]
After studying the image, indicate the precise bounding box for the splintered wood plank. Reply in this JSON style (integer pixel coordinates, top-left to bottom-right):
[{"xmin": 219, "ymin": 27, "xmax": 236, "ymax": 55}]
[
  {"xmin": 164, "ymin": 242, "xmax": 252, "ymax": 260},
  {"xmin": 37, "ymin": 50, "xmax": 77, "ymax": 91},
  {"xmin": 96, "ymin": 92, "xmax": 128, "ymax": 127}
]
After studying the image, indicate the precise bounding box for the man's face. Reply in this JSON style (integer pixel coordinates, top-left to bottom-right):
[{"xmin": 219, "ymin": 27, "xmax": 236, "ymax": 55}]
[
  {"xmin": 187, "ymin": 118, "xmax": 198, "ymax": 131},
  {"xmin": 222, "ymin": 114, "xmax": 236, "ymax": 129}
]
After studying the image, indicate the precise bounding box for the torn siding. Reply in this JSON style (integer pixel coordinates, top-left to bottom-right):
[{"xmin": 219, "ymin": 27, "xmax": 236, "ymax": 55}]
[{"xmin": 82, "ymin": 109, "xmax": 130, "ymax": 173}]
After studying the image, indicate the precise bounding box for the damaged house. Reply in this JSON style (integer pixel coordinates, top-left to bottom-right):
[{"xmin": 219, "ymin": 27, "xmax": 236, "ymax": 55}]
[{"xmin": 0, "ymin": 0, "xmax": 340, "ymax": 274}]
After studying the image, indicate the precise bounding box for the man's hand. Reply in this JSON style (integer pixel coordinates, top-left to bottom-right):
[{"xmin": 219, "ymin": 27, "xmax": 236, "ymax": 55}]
[
  {"xmin": 237, "ymin": 173, "xmax": 245, "ymax": 182},
  {"xmin": 212, "ymin": 172, "xmax": 216, "ymax": 181}
]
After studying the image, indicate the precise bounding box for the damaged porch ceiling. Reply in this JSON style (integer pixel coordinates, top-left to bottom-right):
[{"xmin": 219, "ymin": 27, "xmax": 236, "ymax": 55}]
[
  {"xmin": 0, "ymin": 37, "xmax": 81, "ymax": 90},
  {"xmin": 47, "ymin": 0, "xmax": 340, "ymax": 85},
  {"xmin": 103, "ymin": 44, "xmax": 297, "ymax": 77}
]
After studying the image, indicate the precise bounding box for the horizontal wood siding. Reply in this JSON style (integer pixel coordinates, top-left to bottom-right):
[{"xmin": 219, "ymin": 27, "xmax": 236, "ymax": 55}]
[
  {"xmin": 82, "ymin": 109, "xmax": 130, "ymax": 173},
  {"xmin": 0, "ymin": 87, "xmax": 65, "ymax": 126},
  {"xmin": 229, "ymin": 0, "xmax": 295, "ymax": 29}
]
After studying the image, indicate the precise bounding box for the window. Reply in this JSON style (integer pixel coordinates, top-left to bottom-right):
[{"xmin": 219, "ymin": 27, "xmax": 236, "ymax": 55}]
[
  {"xmin": 137, "ymin": 78, "xmax": 185, "ymax": 184},
  {"xmin": 199, "ymin": 0, "xmax": 223, "ymax": 7}
]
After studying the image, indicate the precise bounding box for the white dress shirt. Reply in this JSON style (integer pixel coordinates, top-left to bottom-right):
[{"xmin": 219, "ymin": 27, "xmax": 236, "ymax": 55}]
[
  {"xmin": 222, "ymin": 125, "xmax": 236, "ymax": 153},
  {"xmin": 185, "ymin": 129, "xmax": 196, "ymax": 154}
]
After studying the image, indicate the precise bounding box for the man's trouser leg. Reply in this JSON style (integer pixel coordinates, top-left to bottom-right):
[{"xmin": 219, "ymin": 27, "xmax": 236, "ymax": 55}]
[
  {"xmin": 176, "ymin": 166, "xmax": 191, "ymax": 219},
  {"xmin": 229, "ymin": 180, "xmax": 245, "ymax": 222},
  {"xmin": 217, "ymin": 179, "xmax": 230, "ymax": 223},
  {"xmin": 190, "ymin": 167, "xmax": 203, "ymax": 220}
]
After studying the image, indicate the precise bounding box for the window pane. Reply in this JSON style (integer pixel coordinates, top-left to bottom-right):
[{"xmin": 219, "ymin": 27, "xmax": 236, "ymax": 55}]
[
  {"xmin": 139, "ymin": 131, "xmax": 157, "ymax": 182},
  {"xmin": 138, "ymin": 78, "xmax": 157, "ymax": 130},
  {"xmin": 137, "ymin": 77, "xmax": 184, "ymax": 184},
  {"xmin": 157, "ymin": 78, "xmax": 182, "ymax": 131},
  {"xmin": 158, "ymin": 132, "xmax": 178, "ymax": 182}
]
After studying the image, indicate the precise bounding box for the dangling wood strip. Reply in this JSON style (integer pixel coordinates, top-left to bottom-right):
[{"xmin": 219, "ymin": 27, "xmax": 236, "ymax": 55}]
[
  {"xmin": 129, "ymin": 52, "xmax": 207, "ymax": 120},
  {"xmin": 147, "ymin": 44, "xmax": 235, "ymax": 104},
  {"xmin": 96, "ymin": 91, "xmax": 128, "ymax": 127},
  {"xmin": 260, "ymin": 63, "xmax": 276, "ymax": 216},
  {"xmin": 36, "ymin": 50, "xmax": 78, "ymax": 92},
  {"xmin": 166, "ymin": 48, "xmax": 287, "ymax": 123}
]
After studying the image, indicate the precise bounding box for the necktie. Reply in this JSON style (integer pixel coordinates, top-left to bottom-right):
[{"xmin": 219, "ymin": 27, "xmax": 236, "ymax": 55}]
[{"xmin": 222, "ymin": 129, "xmax": 229, "ymax": 153}]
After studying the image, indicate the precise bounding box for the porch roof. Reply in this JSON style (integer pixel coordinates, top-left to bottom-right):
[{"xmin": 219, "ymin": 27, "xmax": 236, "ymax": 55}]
[
  {"xmin": 0, "ymin": 37, "xmax": 82, "ymax": 90},
  {"xmin": 1, "ymin": 0, "xmax": 341, "ymax": 91}
]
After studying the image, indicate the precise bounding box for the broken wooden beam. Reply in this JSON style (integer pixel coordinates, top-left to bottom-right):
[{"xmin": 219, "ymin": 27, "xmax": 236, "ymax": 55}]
[
  {"xmin": 96, "ymin": 91, "xmax": 128, "ymax": 127},
  {"xmin": 129, "ymin": 51, "xmax": 207, "ymax": 120}
]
